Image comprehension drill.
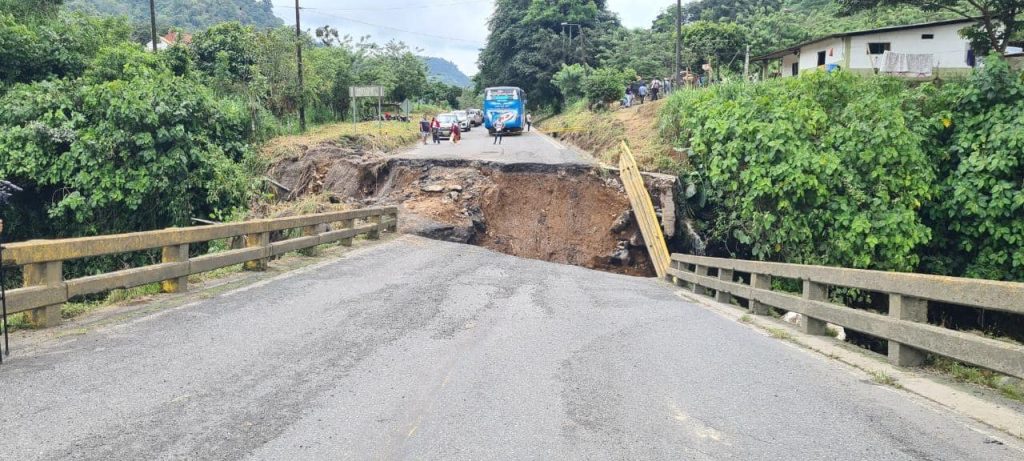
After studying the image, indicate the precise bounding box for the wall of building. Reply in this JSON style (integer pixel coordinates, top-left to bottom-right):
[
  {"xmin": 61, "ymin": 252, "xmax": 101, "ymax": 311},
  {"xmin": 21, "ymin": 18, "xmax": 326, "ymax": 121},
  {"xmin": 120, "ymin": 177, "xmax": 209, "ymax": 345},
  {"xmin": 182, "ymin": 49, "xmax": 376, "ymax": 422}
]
[
  {"xmin": 846, "ymin": 23, "xmax": 972, "ymax": 71},
  {"xmin": 798, "ymin": 38, "xmax": 846, "ymax": 72},
  {"xmin": 782, "ymin": 53, "xmax": 800, "ymax": 77}
]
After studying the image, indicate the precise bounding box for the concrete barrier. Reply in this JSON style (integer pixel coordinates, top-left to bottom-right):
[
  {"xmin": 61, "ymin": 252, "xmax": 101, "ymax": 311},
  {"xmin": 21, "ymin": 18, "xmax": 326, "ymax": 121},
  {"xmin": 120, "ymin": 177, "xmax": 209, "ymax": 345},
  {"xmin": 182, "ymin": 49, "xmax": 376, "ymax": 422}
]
[
  {"xmin": 668, "ymin": 254, "xmax": 1024, "ymax": 380},
  {"xmin": 3, "ymin": 207, "xmax": 398, "ymax": 328}
]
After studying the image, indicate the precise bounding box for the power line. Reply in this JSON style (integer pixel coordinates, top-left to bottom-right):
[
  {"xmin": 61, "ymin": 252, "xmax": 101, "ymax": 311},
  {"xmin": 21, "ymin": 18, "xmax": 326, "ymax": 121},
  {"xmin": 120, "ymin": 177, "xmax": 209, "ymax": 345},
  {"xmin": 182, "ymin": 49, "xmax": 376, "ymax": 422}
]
[
  {"xmin": 300, "ymin": 9, "xmax": 484, "ymax": 44},
  {"xmin": 271, "ymin": 1, "xmax": 484, "ymax": 12}
]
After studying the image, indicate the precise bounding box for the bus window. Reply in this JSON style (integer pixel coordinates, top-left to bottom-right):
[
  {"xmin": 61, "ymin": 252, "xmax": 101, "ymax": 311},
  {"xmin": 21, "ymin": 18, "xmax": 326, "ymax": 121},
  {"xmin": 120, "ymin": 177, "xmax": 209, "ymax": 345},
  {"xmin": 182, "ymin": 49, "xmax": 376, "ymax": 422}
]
[{"xmin": 486, "ymin": 88, "xmax": 519, "ymax": 100}]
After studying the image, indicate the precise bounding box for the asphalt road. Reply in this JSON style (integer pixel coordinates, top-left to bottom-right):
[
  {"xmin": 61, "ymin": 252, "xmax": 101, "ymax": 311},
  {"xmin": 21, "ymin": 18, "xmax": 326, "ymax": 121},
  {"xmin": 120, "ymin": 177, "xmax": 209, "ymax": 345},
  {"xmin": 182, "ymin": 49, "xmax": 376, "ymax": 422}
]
[
  {"xmin": 393, "ymin": 126, "xmax": 594, "ymax": 165},
  {"xmin": 0, "ymin": 236, "xmax": 1020, "ymax": 460}
]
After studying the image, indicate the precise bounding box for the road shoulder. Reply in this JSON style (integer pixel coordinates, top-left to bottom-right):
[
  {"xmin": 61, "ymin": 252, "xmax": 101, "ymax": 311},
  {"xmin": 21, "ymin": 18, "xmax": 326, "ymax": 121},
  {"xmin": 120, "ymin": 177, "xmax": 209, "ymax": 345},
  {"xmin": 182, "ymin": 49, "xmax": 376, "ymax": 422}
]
[{"xmin": 670, "ymin": 284, "xmax": 1024, "ymax": 443}]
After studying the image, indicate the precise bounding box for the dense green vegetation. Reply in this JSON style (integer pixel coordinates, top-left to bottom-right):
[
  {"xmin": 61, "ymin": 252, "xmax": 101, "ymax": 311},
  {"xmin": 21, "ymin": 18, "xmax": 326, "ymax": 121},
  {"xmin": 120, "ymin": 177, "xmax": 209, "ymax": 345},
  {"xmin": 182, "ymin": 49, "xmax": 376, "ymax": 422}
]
[
  {"xmin": 662, "ymin": 55, "xmax": 1024, "ymax": 282},
  {"xmin": 0, "ymin": 3, "xmax": 434, "ymax": 251},
  {"xmin": 477, "ymin": 0, "xmax": 974, "ymax": 109},
  {"xmin": 66, "ymin": 0, "xmax": 282, "ymax": 31}
]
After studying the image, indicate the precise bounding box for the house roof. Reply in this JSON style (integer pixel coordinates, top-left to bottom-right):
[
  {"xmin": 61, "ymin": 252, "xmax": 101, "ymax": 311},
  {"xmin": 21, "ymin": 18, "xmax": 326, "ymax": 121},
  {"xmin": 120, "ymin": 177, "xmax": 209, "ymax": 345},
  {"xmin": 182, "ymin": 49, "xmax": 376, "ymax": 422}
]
[{"xmin": 751, "ymin": 17, "xmax": 978, "ymax": 62}]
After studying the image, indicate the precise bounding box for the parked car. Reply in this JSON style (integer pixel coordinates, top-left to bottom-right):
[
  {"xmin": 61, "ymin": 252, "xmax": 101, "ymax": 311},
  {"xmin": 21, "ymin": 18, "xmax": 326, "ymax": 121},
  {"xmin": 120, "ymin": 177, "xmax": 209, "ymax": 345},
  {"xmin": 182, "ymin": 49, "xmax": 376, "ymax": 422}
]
[
  {"xmin": 435, "ymin": 113, "xmax": 458, "ymax": 139},
  {"xmin": 452, "ymin": 110, "xmax": 471, "ymax": 132},
  {"xmin": 466, "ymin": 108, "xmax": 484, "ymax": 127}
]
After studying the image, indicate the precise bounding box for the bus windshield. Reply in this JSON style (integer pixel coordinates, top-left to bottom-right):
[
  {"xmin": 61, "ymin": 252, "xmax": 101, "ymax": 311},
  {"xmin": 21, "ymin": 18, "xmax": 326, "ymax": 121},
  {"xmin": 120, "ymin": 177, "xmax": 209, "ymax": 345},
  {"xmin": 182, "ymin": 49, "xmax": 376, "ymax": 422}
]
[{"xmin": 485, "ymin": 88, "xmax": 520, "ymax": 100}]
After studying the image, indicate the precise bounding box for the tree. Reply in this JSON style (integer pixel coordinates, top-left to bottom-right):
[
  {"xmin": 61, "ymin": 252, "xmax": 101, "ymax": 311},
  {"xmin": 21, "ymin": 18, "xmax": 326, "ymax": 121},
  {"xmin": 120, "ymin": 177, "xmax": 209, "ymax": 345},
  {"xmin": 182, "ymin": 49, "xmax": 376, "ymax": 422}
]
[
  {"xmin": 840, "ymin": 0, "xmax": 1024, "ymax": 52},
  {"xmin": 476, "ymin": 0, "xmax": 619, "ymax": 109},
  {"xmin": 596, "ymin": 28, "xmax": 675, "ymax": 80},
  {"xmin": 551, "ymin": 63, "xmax": 588, "ymax": 104}
]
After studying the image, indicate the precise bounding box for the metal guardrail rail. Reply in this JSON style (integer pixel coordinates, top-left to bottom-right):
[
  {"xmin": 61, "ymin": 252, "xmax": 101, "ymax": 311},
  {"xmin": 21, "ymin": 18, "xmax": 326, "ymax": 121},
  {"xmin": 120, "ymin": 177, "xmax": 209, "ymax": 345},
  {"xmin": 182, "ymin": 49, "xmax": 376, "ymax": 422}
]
[
  {"xmin": 619, "ymin": 141, "xmax": 671, "ymax": 278},
  {"xmin": 667, "ymin": 253, "xmax": 1024, "ymax": 379},
  {"xmin": 2, "ymin": 206, "xmax": 398, "ymax": 328}
]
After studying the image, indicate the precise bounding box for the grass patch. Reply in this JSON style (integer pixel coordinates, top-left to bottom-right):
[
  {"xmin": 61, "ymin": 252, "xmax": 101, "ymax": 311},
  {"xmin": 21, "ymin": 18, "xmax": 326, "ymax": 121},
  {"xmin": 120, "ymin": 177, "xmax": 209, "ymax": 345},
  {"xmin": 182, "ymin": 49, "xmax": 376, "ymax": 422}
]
[
  {"xmin": 870, "ymin": 371, "xmax": 903, "ymax": 388},
  {"xmin": 929, "ymin": 356, "xmax": 1024, "ymax": 402},
  {"xmin": 767, "ymin": 307, "xmax": 783, "ymax": 319},
  {"xmin": 825, "ymin": 326, "xmax": 840, "ymax": 338},
  {"xmin": 262, "ymin": 119, "xmax": 420, "ymax": 162},
  {"xmin": 540, "ymin": 100, "xmax": 685, "ymax": 175},
  {"xmin": 740, "ymin": 314, "xmax": 753, "ymax": 323},
  {"xmin": 766, "ymin": 327, "xmax": 794, "ymax": 341}
]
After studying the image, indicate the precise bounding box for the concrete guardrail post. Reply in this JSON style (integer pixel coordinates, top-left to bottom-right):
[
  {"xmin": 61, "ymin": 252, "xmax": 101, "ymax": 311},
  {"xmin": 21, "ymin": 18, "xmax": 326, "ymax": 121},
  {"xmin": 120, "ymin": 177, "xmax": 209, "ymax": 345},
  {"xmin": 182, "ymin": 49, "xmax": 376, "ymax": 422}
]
[
  {"xmin": 801, "ymin": 280, "xmax": 828, "ymax": 335},
  {"xmin": 161, "ymin": 243, "xmax": 189, "ymax": 293},
  {"xmin": 888, "ymin": 294, "xmax": 928, "ymax": 367},
  {"xmin": 243, "ymin": 232, "xmax": 270, "ymax": 271},
  {"xmin": 693, "ymin": 265, "xmax": 709, "ymax": 295},
  {"xmin": 341, "ymin": 219, "xmax": 355, "ymax": 246},
  {"xmin": 750, "ymin": 273, "xmax": 771, "ymax": 315},
  {"xmin": 23, "ymin": 261, "xmax": 63, "ymax": 328},
  {"xmin": 368, "ymin": 215, "xmax": 382, "ymax": 240},
  {"xmin": 301, "ymin": 225, "xmax": 321, "ymax": 256},
  {"xmin": 716, "ymin": 269, "xmax": 734, "ymax": 304},
  {"xmin": 387, "ymin": 212, "xmax": 398, "ymax": 232}
]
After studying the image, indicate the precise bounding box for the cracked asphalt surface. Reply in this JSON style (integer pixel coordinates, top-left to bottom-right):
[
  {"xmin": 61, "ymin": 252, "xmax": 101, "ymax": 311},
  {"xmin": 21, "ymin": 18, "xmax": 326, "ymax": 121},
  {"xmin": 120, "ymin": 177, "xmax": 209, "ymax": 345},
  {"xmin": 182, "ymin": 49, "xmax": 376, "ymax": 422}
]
[{"xmin": 0, "ymin": 236, "xmax": 1020, "ymax": 460}]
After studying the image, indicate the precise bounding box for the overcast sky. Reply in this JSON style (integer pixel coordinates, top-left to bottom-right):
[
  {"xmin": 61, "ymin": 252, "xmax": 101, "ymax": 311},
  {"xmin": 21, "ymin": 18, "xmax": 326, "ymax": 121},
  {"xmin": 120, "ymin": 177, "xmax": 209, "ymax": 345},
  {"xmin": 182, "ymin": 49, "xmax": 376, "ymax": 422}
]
[{"xmin": 272, "ymin": 1, "xmax": 676, "ymax": 76}]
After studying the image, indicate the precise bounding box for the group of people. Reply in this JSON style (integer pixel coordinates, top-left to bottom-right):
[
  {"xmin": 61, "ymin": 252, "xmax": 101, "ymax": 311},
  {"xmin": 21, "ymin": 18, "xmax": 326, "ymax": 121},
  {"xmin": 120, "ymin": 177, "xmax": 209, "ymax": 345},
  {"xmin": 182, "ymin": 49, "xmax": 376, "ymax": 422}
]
[
  {"xmin": 623, "ymin": 76, "xmax": 671, "ymax": 108},
  {"xmin": 417, "ymin": 113, "xmax": 532, "ymax": 146}
]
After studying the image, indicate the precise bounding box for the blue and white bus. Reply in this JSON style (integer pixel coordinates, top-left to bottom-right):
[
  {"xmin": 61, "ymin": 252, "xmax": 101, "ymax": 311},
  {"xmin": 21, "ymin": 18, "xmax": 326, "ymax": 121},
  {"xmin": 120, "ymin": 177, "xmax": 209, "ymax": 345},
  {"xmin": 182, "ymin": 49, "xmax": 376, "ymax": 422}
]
[{"xmin": 483, "ymin": 86, "xmax": 527, "ymax": 134}]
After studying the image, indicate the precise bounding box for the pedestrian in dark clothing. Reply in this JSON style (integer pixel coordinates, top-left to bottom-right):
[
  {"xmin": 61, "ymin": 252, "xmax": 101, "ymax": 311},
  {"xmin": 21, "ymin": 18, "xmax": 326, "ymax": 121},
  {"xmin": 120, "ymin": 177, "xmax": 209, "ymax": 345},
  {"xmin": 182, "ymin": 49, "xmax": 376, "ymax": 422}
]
[
  {"xmin": 418, "ymin": 116, "xmax": 431, "ymax": 145},
  {"xmin": 493, "ymin": 121, "xmax": 505, "ymax": 145}
]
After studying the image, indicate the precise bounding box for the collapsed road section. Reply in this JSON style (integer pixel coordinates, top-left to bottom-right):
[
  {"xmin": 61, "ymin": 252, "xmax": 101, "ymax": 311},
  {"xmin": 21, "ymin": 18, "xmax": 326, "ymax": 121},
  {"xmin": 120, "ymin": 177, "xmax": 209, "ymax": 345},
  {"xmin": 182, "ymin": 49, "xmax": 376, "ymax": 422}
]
[{"xmin": 269, "ymin": 142, "xmax": 678, "ymax": 276}]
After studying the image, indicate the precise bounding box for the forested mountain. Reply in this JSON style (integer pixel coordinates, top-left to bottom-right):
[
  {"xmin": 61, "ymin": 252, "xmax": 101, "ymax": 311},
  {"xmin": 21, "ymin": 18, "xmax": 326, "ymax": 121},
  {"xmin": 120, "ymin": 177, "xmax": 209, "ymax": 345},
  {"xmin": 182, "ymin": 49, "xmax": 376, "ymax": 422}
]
[
  {"xmin": 423, "ymin": 57, "xmax": 472, "ymax": 87},
  {"xmin": 66, "ymin": 0, "xmax": 282, "ymax": 31}
]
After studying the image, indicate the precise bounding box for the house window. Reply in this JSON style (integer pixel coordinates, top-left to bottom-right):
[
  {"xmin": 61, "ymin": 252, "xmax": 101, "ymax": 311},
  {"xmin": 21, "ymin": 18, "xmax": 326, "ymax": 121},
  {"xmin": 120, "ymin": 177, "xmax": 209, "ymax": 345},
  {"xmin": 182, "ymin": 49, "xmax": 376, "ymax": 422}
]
[
  {"xmin": 921, "ymin": 34, "xmax": 934, "ymax": 39},
  {"xmin": 792, "ymin": 62, "xmax": 799, "ymax": 76},
  {"xmin": 817, "ymin": 51, "xmax": 827, "ymax": 66},
  {"xmin": 868, "ymin": 42, "xmax": 891, "ymax": 55}
]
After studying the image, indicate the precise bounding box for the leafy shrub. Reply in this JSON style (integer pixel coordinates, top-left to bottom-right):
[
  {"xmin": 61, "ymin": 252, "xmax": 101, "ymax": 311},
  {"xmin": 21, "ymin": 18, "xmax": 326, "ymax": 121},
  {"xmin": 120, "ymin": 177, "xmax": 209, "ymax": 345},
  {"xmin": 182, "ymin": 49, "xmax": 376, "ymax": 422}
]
[
  {"xmin": 662, "ymin": 71, "xmax": 933, "ymax": 271},
  {"xmin": 917, "ymin": 56, "xmax": 1024, "ymax": 281},
  {"xmin": 552, "ymin": 63, "xmax": 588, "ymax": 104},
  {"xmin": 0, "ymin": 49, "xmax": 252, "ymax": 239},
  {"xmin": 583, "ymin": 67, "xmax": 630, "ymax": 107}
]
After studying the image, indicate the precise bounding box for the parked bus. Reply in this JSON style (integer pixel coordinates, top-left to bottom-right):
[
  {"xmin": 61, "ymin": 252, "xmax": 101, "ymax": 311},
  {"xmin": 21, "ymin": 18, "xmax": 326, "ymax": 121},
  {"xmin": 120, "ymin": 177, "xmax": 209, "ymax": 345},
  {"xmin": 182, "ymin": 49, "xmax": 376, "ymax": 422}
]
[{"xmin": 483, "ymin": 86, "xmax": 527, "ymax": 134}]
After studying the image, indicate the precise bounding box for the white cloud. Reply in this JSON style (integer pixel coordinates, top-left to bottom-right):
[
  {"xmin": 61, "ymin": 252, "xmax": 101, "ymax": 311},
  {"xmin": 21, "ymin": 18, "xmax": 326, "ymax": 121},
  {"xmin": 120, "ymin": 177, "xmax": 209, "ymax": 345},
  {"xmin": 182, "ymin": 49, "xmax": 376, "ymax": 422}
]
[{"xmin": 275, "ymin": 1, "xmax": 674, "ymax": 75}]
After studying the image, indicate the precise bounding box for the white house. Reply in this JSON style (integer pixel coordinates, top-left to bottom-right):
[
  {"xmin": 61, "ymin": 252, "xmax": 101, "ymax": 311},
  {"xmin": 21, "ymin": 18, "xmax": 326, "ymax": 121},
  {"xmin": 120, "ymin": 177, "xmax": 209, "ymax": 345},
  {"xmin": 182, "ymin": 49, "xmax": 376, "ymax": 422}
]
[
  {"xmin": 144, "ymin": 31, "xmax": 193, "ymax": 52},
  {"xmin": 752, "ymin": 18, "xmax": 979, "ymax": 79}
]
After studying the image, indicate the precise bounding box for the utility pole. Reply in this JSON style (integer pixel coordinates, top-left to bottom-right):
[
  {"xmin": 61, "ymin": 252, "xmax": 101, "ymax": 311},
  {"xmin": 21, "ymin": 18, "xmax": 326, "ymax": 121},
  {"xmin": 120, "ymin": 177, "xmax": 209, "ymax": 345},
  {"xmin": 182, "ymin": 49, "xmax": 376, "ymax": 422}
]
[
  {"xmin": 149, "ymin": 0, "xmax": 158, "ymax": 52},
  {"xmin": 674, "ymin": 0, "xmax": 681, "ymax": 83},
  {"xmin": 744, "ymin": 44, "xmax": 750, "ymax": 81},
  {"xmin": 295, "ymin": 0, "xmax": 307, "ymax": 132}
]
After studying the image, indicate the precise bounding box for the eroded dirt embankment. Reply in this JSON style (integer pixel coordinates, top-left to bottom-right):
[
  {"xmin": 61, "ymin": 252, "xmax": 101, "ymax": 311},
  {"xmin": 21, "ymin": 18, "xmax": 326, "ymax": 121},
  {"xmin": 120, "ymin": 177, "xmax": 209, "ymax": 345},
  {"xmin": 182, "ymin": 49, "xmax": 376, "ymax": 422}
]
[{"xmin": 268, "ymin": 145, "xmax": 677, "ymax": 276}]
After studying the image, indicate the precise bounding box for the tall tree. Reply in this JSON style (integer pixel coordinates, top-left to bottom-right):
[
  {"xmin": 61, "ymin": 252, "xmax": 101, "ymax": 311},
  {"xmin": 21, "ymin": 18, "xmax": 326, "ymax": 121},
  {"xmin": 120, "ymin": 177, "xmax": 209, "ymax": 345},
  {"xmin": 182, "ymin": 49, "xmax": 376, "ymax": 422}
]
[
  {"xmin": 476, "ymin": 0, "xmax": 619, "ymax": 109},
  {"xmin": 840, "ymin": 0, "xmax": 1023, "ymax": 52}
]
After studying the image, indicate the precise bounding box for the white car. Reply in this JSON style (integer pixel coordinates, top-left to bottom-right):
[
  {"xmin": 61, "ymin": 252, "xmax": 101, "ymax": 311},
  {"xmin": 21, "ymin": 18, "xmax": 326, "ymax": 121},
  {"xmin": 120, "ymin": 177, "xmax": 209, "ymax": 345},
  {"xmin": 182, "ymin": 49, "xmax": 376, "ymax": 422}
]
[{"xmin": 452, "ymin": 111, "xmax": 471, "ymax": 132}]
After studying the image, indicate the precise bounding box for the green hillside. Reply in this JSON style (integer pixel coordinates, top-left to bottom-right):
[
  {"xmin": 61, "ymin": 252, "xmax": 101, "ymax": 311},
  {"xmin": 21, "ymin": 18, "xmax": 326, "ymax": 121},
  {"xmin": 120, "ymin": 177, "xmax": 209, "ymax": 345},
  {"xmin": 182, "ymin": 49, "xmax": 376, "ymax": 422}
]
[
  {"xmin": 423, "ymin": 57, "xmax": 472, "ymax": 87},
  {"xmin": 66, "ymin": 0, "xmax": 283, "ymax": 31}
]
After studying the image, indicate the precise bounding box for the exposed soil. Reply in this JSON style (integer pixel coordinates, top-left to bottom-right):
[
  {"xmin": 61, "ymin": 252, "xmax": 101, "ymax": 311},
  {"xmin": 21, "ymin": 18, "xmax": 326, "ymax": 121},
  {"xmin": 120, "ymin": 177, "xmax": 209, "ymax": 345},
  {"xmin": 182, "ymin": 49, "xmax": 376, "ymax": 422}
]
[{"xmin": 268, "ymin": 148, "xmax": 679, "ymax": 277}]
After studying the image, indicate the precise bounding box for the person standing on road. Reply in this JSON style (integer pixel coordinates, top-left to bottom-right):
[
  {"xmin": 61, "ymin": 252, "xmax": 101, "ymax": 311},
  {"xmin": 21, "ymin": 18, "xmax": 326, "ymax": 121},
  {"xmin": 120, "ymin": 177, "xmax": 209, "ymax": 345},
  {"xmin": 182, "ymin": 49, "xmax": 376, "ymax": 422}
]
[
  {"xmin": 430, "ymin": 116, "xmax": 441, "ymax": 144},
  {"xmin": 525, "ymin": 113, "xmax": 532, "ymax": 132},
  {"xmin": 450, "ymin": 121, "xmax": 461, "ymax": 144},
  {"xmin": 418, "ymin": 116, "xmax": 431, "ymax": 145},
  {"xmin": 493, "ymin": 120, "xmax": 505, "ymax": 145},
  {"xmin": 638, "ymin": 81, "xmax": 648, "ymax": 104}
]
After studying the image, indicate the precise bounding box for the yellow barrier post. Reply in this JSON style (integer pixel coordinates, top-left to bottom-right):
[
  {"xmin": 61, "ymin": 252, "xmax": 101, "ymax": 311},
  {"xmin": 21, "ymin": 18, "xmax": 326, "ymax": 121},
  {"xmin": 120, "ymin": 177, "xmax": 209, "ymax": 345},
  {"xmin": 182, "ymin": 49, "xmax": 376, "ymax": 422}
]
[{"xmin": 618, "ymin": 141, "xmax": 672, "ymax": 278}]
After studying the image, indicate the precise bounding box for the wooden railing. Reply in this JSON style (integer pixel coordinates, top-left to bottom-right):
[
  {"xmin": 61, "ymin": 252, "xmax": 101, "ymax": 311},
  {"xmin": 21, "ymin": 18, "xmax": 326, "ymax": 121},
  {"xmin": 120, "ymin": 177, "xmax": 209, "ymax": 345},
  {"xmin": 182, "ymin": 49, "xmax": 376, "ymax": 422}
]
[
  {"xmin": 619, "ymin": 141, "xmax": 671, "ymax": 278},
  {"xmin": 667, "ymin": 254, "xmax": 1024, "ymax": 379},
  {"xmin": 2, "ymin": 206, "xmax": 398, "ymax": 328}
]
